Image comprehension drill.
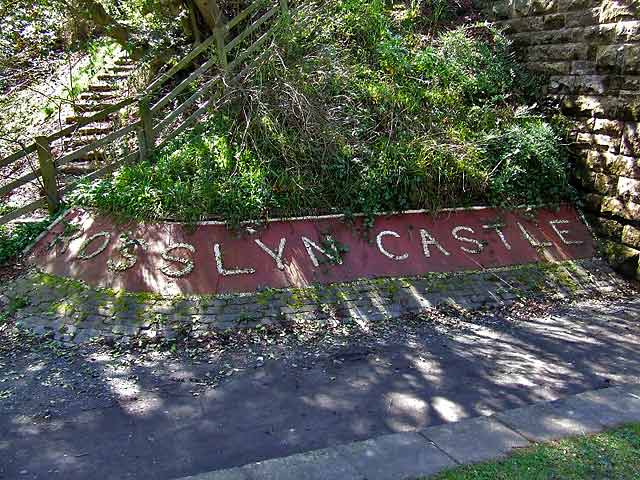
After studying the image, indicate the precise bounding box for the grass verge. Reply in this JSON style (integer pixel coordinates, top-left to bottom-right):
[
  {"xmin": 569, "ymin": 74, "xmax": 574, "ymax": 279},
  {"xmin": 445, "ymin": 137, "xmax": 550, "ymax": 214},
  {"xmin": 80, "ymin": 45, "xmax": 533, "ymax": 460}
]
[{"xmin": 428, "ymin": 423, "xmax": 640, "ymax": 480}]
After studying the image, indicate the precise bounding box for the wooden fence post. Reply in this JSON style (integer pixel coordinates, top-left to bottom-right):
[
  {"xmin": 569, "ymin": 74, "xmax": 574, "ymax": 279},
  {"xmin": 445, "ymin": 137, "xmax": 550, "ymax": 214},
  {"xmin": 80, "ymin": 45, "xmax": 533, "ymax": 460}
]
[
  {"xmin": 35, "ymin": 136, "xmax": 60, "ymax": 213},
  {"xmin": 279, "ymin": 0, "xmax": 289, "ymax": 18},
  {"xmin": 138, "ymin": 98, "xmax": 155, "ymax": 159},
  {"xmin": 209, "ymin": 0, "xmax": 228, "ymax": 72},
  {"xmin": 214, "ymin": 22, "xmax": 228, "ymax": 71}
]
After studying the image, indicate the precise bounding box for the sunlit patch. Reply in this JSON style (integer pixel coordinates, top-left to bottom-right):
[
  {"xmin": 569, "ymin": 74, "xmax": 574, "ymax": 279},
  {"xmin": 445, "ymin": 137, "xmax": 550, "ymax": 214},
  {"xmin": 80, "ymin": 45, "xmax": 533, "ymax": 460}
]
[
  {"xmin": 385, "ymin": 391, "xmax": 429, "ymax": 431},
  {"xmin": 25, "ymin": 361, "xmax": 46, "ymax": 373},
  {"xmin": 302, "ymin": 393, "xmax": 354, "ymax": 410},
  {"xmin": 431, "ymin": 396, "xmax": 466, "ymax": 422}
]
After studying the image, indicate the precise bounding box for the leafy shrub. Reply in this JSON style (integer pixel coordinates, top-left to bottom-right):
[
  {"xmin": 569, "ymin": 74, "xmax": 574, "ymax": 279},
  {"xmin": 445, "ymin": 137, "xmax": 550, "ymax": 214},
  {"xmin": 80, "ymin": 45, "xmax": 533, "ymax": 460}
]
[
  {"xmin": 483, "ymin": 119, "xmax": 571, "ymax": 206},
  {"xmin": 74, "ymin": 1, "xmax": 571, "ymax": 224},
  {"xmin": 0, "ymin": 217, "xmax": 54, "ymax": 265}
]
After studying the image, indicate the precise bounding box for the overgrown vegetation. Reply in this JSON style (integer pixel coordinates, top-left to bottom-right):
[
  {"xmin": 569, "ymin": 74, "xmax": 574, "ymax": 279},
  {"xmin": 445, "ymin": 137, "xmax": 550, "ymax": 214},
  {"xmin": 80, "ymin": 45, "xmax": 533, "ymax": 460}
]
[
  {"xmin": 0, "ymin": 212, "xmax": 57, "ymax": 265},
  {"xmin": 71, "ymin": 0, "xmax": 573, "ymax": 225}
]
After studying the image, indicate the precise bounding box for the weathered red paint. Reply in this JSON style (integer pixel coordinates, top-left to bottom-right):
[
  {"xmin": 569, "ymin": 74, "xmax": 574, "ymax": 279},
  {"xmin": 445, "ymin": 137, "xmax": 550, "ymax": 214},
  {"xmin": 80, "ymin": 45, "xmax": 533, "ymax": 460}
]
[{"xmin": 27, "ymin": 205, "xmax": 594, "ymax": 295}]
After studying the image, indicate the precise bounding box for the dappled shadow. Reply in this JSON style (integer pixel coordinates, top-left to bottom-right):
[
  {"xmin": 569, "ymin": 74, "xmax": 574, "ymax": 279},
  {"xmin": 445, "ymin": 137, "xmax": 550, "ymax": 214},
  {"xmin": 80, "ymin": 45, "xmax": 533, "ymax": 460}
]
[{"xmin": 2, "ymin": 289, "xmax": 640, "ymax": 479}]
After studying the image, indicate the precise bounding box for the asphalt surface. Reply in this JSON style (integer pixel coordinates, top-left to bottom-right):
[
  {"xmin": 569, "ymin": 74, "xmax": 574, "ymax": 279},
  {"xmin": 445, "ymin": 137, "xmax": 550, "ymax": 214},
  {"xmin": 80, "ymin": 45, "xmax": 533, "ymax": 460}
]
[{"xmin": 2, "ymin": 295, "xmax": 640, "ymax": 479}]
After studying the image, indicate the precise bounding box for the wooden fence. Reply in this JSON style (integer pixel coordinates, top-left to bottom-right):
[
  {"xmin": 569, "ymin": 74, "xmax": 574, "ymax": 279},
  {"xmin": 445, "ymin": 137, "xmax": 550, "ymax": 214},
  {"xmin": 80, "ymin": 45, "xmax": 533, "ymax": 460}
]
[{"xmin": 0, "ymin": 0, "xmax": 288, "ymax": 226}]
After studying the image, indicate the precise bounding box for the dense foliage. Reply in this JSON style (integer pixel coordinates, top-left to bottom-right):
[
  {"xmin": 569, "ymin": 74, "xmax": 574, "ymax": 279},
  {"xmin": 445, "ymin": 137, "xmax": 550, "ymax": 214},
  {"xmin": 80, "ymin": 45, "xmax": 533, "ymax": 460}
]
[
  {"xmin": 0, "ymin": 216, "xmax": 54, "ymax": 265},
  {"xmin": 71, "ymin": 0, "xmax": 573, "ymax": 225}
]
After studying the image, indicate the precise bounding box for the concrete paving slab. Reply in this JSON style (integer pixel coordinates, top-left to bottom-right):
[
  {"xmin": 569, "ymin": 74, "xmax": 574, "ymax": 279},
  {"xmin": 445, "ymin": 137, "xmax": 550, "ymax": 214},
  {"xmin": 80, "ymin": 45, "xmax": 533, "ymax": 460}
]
[
  {"xmin": 495, "ymin": 400, "xmax": 605, "ymax": 442},
  {"xmin": 625, "ymin": 384, "xmax": 640, "ymax": 399},
  {"xmin": 180, "ymin": 468, "xmax": 250, "ymax": 480},
  {"xmin": 241, "ymin": 447, "xmax": 363, "ymax": 480},
  {"xmin": 420, "ymin": 416, "xmax": 530, "ymax": 464},
  {"xmin": 564, "ymin": 387, "xmax": 640, "ymax": 427},
  {"xmin": 334, "ymin": 432, "xmax": 456, "ymax": 480}
]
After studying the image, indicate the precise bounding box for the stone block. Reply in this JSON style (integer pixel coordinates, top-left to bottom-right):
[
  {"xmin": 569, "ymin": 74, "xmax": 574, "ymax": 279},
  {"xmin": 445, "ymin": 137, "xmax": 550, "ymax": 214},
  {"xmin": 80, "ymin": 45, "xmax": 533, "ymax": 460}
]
[
  {"xmin": 601, "ymin": 196, "xmax": 640, "ymax": 220},
  {"xmin": 573, "ymin": 75, "xmax": 610, "ymax": 95},
  {"xmin": 560, "ymin": 387, "xmax": 640, "ymax": 429},
  {"xmin": 489, "ymin": 0, "xmax": 512, "ymax": 20},
  {"xmin": 582, "ymin": 149, "xmax": 605, "ymax": 170},
  {"xmin": 242, "ymin": 447, "xmax": 362, "ymax": 480},
  {"xmin": 571, "ymin": 60, "xmax": 596, "ymax": 75},
  {"xmin": 564, "ymin": 8, "xmax": 599, "ymax": 28},
  {"xmin": 600, "ymin": 0, "xmax": 639, "ymax": 23},
  {"xmin": 421, "ymin": 416, "xmax": 530, "ymax": 464},
  {"xmin": 561, "ymin": 95, "xmax": 619, "ymax": 117},
  {"xmin": 495, "ymin": 400, "xmax": 605, "ymax": 442},
  {"xmin": 601, "ymin": 240, "xmax": 640, "ymax": 279},
  {"xmin": 513, "ymin": 0, "xmax": 533, "ymax": 17},
  {"xmin": 622, "ymin": 225, "xmax": 640, "ymax": 248},
  {"xmin": 588, "ymin": 216, "xmax": 623, "ymax": 239},
  {"xmin": 532, "ymin": 0, "xmax": 559, "ymax": 14},
  {"xmin": 543, "ymin": 13, "xmax": 566, "ymax": 30},
  {"xmin": 618, "ymin": 176, "xmax": 640, "ymax": 201},
  {"xmin": 557, "ymin": 0, "xmax": 597, "ymax": 12},
  {"xmin": 548, "ymin": 75, "xmax": 575, "ymax": 94},
  {"xmin": 576, "ymin": 132, "xmax": 620, "ymax": 152},
  {"xmin": 621, "ymin": 122, "xmax": 639, "ymax": 156},
  {"xmin": 593, "ymin": 118, "xmax": 623, "ymax": 137},
  {"xmin": 622, "ymin": 75, "xmax": 640, "ymax": 90},
  {"xmin": 529, "ymin": 43, "xmax": 589, "ymax": 62},
  {"xmin": 614, "ymin": 20, "xmax": 640, "ymax": 43},
  {"xmin": 180, "ymin": 467, "xmax": 251, "ymax": 480},
  {"xmin": 602, "ymin": 242, "xmax": 640, "ymax": 278},
  {"xmin": 578, "ymin": 170, "xmax": 617, "ymax": 195},
  {"xmin": 335, "ymin": 432, "xmax": 455, "ymax": 480},
  {"xmin": 584, "ymin": 192, "xmax": 603, "ymax": 212},
  {"xmin": 593, "ymin": 118, "xmax": 623, "ymax": 136},
  {"xmin": 596, "ymin": 45, "xmax": 625, "ymax": 72},
  {"xmin": 573, "ymin": 117, "xmax": 595, "ymax": 134},
  {"xmin": 618, "ymin": 92, "xmax": 640, "ymax": 121},
  {"xmin": 504, "ymin": 16, "xmax": 545, "ymax": 34},
  {"xmin": 603, "ymin": 153, "xmax": 640, "ymax": 178},
  {"xmin": 525, "ymin": 61, "xmax": 571, "ymax": 74}
]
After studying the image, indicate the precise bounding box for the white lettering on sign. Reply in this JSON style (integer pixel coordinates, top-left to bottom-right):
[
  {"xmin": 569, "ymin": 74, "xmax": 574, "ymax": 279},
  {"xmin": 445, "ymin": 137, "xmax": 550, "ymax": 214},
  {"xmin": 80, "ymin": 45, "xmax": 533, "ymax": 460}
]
[
  {"xmin": 549, "ymin": 219, "xmax": 584, "ymax": 245},
  {"xmin": 77, "ymin": 232, "xmax": 111, "ymax": 260},
  {"xmin": 255, "ymin": 238, "xmax": 287, "ymax": 270},
  {"xmin": 160, "ymin": 243, "xmax": 195, "ymax": 278},
  {"xmin": 482, "ymin": 223, "xmax": 511, "ymax": 251},
  {"xmin": 50, "ymin": 225, "xmax": 84, "ymax": 254},
  {"xmin": 517, "ymin": 222, "xmax": 552, "ymax": 247},
  {"xmin": 376, "ymin": 230, "xmax": 409, "ymax": 261},
  {"xmin": 108, "ymin": 235, "xmax": 148, "ymax": 273},
  {"xmin": 214, "ymin": 243, "xmax": 256, "ymax": 276},
  {"xmin": 419, "ymin": 229, "xmax": 450, "ymax": 257},
  {"xmin": 301, "ymin": 236, "xmax": 343, "ymax": 267},
  {"xmin": 451, "ymin": 226, "xmax": 484, "ymax": 254}
]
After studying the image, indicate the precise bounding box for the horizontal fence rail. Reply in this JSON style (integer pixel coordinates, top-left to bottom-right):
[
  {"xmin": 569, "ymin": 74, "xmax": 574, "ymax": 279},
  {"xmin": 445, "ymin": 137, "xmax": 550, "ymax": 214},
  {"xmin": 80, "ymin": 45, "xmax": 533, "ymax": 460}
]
[{"xmin": 0, "ymin": 0, "xmax": 288, "ymax": 226}]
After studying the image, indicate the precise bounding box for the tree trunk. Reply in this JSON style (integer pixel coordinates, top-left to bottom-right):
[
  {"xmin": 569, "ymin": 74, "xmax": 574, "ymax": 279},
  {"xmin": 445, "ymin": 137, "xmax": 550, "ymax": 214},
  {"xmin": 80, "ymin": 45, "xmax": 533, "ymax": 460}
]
[{"xmin": 191, "ymin": 0, "xmax": 225, "ymax": 31}]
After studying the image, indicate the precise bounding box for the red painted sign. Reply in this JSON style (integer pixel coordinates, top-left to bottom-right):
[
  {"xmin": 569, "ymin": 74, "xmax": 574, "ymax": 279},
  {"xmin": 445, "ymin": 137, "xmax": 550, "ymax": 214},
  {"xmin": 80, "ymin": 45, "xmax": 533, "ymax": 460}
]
[{"xmin": 27, "ymin": 205, "xmax": 594, "ymax": 295}]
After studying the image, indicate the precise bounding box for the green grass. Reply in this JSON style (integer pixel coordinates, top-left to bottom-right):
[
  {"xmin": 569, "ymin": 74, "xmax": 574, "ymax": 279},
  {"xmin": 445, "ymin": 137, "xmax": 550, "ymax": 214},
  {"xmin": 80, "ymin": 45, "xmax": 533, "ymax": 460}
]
[
  {"xmin": 71, "ymin": 0, "xmax": 573, "ymax": 226},
  {"xmin": 428, "ymin": 423, "xmax": 640, "ymax": 480}
]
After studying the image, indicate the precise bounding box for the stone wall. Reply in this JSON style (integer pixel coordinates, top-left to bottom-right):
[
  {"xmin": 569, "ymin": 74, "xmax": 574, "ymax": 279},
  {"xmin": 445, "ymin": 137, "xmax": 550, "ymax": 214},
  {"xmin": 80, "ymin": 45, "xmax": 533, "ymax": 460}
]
[
  {"xmin": 478, "ymin": 0, "xmax": 640, "ymax": 278},
  {"xmin": 1, "ymin": 259, "xmax": 630, "ymax": 344}
]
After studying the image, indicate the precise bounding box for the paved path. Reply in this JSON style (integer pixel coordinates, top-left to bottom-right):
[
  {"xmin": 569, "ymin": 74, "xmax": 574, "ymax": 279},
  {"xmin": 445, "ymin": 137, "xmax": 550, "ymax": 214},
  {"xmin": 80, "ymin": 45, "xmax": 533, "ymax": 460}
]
[
  {"xmin": 179, "ymin": 384, "xmax": 640, "ymax": 480},
  {"xmin": 2, "ymin": 296, "xmax": 640, "ymax": 479}
]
